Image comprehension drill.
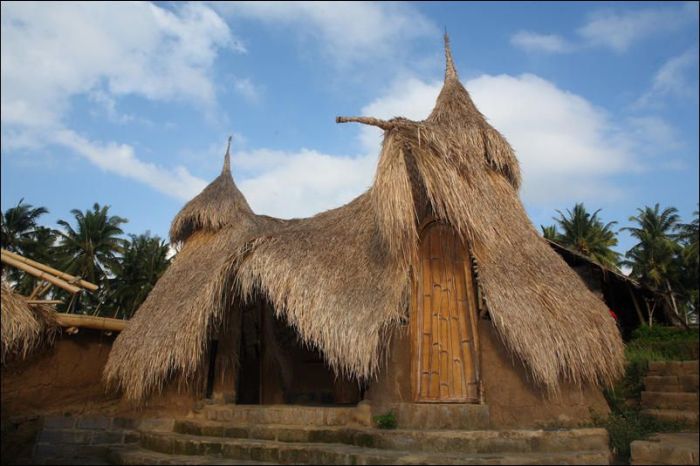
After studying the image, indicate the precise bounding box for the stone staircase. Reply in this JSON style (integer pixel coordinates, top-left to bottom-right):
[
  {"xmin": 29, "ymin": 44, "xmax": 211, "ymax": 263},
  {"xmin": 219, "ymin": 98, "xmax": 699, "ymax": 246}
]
[
  {"xmin": 641, "ymin": 360, "xmax": 699, "ymax": 428},
  {"xmin": 104, "ymin": 404, "xmax": 613, "ymax": 465}
]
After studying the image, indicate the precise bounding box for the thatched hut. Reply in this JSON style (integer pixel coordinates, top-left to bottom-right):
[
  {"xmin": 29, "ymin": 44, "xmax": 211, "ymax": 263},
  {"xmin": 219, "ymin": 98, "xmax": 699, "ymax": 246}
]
[
  {"xmin": 1, "ymin": 282, "xmax": 58, "ymax": 364},
  {"xmin": 105, "ymin": 37, "xmax": 624, "ymax": 428}
]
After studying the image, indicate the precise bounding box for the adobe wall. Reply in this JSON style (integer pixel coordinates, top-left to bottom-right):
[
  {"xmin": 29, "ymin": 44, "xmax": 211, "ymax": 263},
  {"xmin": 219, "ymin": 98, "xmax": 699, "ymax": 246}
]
[
  {"xmin": 1, "ymin": 330, "xmax": 197, "ymax": 420},
  {"xmin": 364, "ymin": 319, "xmax": 610, "ymax": 429}
]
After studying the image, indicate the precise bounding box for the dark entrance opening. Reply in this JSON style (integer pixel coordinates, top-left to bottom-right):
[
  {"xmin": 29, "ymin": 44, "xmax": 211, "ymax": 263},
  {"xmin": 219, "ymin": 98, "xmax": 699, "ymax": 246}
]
[{"xmin": 236, "ymin": 297, "xmax": 361, "ymax": 406}]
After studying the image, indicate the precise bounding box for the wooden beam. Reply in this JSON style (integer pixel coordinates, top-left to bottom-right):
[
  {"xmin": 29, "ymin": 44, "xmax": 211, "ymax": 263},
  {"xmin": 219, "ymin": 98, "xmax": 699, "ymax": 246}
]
[
  {"xmin": 26, "ymin": 300, "xmax": 63, "ymax": 305},
  {"xmin": 1, "ymin": 253, "xmax": 82, "ymax": 294},
  {"xmin": 53, "ymin": 313, "xmax": 127, "ymax": 332},
  {"xmin": 1, "ymin": 249, "xmax": 98, "ymax": 291}
]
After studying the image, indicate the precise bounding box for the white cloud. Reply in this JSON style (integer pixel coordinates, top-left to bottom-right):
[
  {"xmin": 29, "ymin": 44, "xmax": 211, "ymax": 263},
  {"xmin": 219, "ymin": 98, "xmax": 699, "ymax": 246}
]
[
  {"xmin": 1, "ymin": 2, "xmax": 235, "ymax": 200},
  {"xmin": 352, "ymin": 73, "xmax": 676, "ymax": 207},
  {"xmin": 577, "ymin": 5, "xmax": 696, "ymax": 52},
  {"xmin": 236, "ymin": 149, "xmax": 376, "ymax": 218},
  {"xmin": 232, "ymin": 77, "xmax": 262, "ymax": 102},
  {"xmin": 512, "ymin": 3, "xmax": 697, "ymax": 55},
  {"xmin": 211, "ymin": 1, "xmax": 437, "ymax": 65},
  {"xmin": 510, "ymin": 31, "xmax": 573, "ymax": 54},
  {"xmin": 50, "ymin": 129, "xmax": 207, "ymax": 201},
  {"xmin": 636, "ymin": 48, "xmax": 699, "ymax": 107}
]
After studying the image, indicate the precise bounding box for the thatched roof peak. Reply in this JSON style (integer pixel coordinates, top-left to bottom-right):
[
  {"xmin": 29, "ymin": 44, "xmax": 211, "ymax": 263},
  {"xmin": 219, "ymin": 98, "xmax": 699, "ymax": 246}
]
[
  {"xmin": 444, "ymin": 33, "xmax": 458, "ymax": 82},
  {"xmin": 169, "ymin": 137, "xmax": 254, "ymax": 244},
  {"xmin": 222, "ymin": 135, "xmax": 232, "ymax": 175}
]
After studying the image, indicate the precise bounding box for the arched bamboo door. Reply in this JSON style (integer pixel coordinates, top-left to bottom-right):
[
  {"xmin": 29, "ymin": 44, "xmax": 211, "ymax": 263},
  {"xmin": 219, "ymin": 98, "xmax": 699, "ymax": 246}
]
[{"xmin": 411, "ymin": 221, "xmax": 480, "ymax": 403}]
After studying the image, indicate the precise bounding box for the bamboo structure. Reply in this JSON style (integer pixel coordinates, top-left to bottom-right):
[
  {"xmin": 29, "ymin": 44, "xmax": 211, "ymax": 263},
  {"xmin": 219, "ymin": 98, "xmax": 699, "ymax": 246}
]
[
  {"xmin": 106, "ymin": 35, "xmax": 624, "ymax": 403},
  {"xmin": 1, "ymin": 249, "xmax": 97, "ymax": 291},
  {"xmin": 1, "ymin": 253, "xmax": 82, "ymax": 294},
  {"xmin": 54, "ymin": 313, "xmax": 127, "ymax": 332}
]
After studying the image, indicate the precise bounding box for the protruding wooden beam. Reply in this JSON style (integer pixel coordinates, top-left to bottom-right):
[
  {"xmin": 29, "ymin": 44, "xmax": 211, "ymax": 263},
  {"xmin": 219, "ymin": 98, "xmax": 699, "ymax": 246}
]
[
  {"xmin": 26, "ymin": 299, "xmax": 63, "ymax": 305},
  {"xmin": 53, "ymin": 313, "xmax": 127, "ymax": 332},
  {"xmin": 336, "ymin": 116, "xmax": 395, "ymax": 130},
  {"xmin": 1, "ymin": 253, "xmax": 82, "ymax": 294},
  {"xmin": 1, "ymin": 249, "xmax": 97, "ymax": 291}
]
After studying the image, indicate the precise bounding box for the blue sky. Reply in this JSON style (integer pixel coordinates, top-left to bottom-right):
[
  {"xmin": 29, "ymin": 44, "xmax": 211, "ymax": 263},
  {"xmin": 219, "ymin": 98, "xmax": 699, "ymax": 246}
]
[{"xmin": 2, "ymin": 1, "xmax": 698, "ymax": 258}]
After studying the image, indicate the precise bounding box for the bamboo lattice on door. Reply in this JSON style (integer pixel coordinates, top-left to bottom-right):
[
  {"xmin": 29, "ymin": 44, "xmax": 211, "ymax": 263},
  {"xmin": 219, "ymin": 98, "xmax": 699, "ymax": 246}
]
[{"xmin": 412, "ymin": 222, "xmax": 480, "ymax": 402}]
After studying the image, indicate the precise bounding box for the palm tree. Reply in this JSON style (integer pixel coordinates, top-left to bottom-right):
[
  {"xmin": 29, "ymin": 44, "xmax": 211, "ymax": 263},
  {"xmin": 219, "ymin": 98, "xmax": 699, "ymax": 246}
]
[
  {"xmin": 623, "ymin": 204, "xmax": 683, "ymax": 325},
  {"xmin": 676, "ymin": 209, "xmax": 699, "ymax": 323},
  {"xmin": 540, "ymin": 225, "xmax": 558, "ymax": 241},
  {"xmin": 0, "ymin": 199, "xmax": 49, "ymax": 254},
  {"xmin": 549, "ymin": 203, "xmax": 620, "ymax": 269},
  {"xmin": 105, "ymin": 233, "xmax": 171, "ymax": 319},
  {"xmin": 56, "ymin": 203, "xmax": 127, "ymax": 304}
]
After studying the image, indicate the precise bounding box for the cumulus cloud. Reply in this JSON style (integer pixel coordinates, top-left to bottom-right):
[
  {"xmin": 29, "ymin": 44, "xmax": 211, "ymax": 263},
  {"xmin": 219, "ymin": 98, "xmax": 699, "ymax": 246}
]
[
  {"xmin": 51, "ymin": 129, "xmax": 207, "ymax": 201},
  {"xmin": 351, "ymin": 73, "xmax": 677, "ymax": 208},
  {"xmin": 1, "ymin": 1, "xmax": 235, "ymax": 200},
  {"xmin": 211, "ymin": 1, "xmax": 437, "ymax": 65},
  {"xmin": 510, "ymin": 31, "xmax": 573, "ymax": 54},
  {"xmin": 235, "ymin": 149, "xmax": 376, "ymax": 218},
  {"xmin": 636, "ymin": 48, "xmax": 700, "ymax": 107},
  {"xmin": 577, "ymin": 4, "xmax": 697, "ymax": 53},
  {"xmin": 512, "ymin": 3, "xmax": 697, "ymax": 55},
  {"xmin": 232, "ymin": 77, "xmax": 262, "ymax": 103}
]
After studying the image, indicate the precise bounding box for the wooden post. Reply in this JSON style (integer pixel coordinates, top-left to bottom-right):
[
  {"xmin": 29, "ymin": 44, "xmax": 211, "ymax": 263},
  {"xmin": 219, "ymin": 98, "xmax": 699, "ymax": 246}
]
[
  {"xmin": 1, "ymin": 253, "xmax": 82, "ymax": 294},
  {"xmin": 626, "ymin": 284, "xmax": 646, "ymax": 326}
]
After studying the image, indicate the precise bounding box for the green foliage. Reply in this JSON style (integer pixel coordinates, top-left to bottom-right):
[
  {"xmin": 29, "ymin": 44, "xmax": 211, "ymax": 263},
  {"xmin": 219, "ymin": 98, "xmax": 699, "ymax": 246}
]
[
  {"xmin": 104, "ymin": 232, "xmax": 171, "ymax": 319},
  {"xmin": 373, "ymin": 410, "xmax": 397, "ymax": 429},
  {"xmin": 548, "ymin": 203, "xmax": 621, "ymax": 269},
  {"xmin": 594, "ymin": 325, "xmax": 698, "ymax": 463},
  {"xmin": 589, "ymin": 408, "xmax": 686, "ymax": 463}
]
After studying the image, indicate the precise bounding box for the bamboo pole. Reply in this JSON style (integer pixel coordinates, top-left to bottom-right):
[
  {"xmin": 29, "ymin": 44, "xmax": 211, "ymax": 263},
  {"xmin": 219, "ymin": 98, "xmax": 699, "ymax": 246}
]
[
  {"xmin": 1, "ymin": 249, "xmax": 98, "ymax": 291},
  {"xmin": 26, "ymin": 300, "xmax": 63, "ymax": 305},
  {"xmin": 53, "ymin": 313, "xmax": 127, "ymax": 332},
  {"xmin": 0, "ymin": 253, "xmax": 82, "ymax": 294}
]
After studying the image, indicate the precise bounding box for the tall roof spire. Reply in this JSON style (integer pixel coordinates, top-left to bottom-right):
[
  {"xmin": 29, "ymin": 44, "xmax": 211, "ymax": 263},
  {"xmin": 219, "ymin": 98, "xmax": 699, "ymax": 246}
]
[
  {"xmin": 222, "ymin": 135, "xmax": 232, "ymax": 174},
  {"xmin": 444, "ymin": 32, "xmax": 458, "ymax": 81}
]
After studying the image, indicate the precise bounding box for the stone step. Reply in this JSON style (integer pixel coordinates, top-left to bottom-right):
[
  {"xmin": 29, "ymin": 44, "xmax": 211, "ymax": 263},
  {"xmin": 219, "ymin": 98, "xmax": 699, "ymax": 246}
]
[
  {"xmin": 108, "ymin": 446, "xmax": 276, "ymax": 465},
  {"xmin": 644, "ymin": 375, "xmax": 699, "ymax": 393},
  {"xmin": 641, "ymin": 391, "xmax": 699, "ymax": 410},
  {"xmin": 631, "ymin": 432, "xmax": 699, "ymax": 465},
  {"xmin": 200, "ymin": 405, "xmax": 370, "ymax": 427},
  {"xmin": 647, "ymin": 361, "xmax": 699, "ymax": 377},
  {"xmin": 174, "ymin": 419, "xmax": 609, "ymax": 455},
  {"xmin": 642, "ymin": 409, "xmax": 699, "ymax": 427},
  {"xmin": 139, "ymin": 431, "xmax": 610, "ymax": 465}
]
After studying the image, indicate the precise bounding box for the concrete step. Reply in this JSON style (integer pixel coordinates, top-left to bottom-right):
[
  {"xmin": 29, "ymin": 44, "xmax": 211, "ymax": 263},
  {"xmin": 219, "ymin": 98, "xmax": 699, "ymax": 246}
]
[
  {"xmin": 648, "ymin": 361, "xmax": 699, "ymax": 377},
  {"xmin": 644, "ymin": 375, "xmax": 699, "ymax": 393},
  {"xmin": 174, "ymin": 419, "xmax": 609, "ymax": 455},
  {"xmin": 641, "ymin": 392, "xmax": 699, "ymax": 411},
  {"xmin": 200, "ymin": 405, "xmax": 370, "ymax": 427},
  {"xmin": 631, "ymin": 432, "xmax": 699, "ymax": 465},
  {"xmin": 642, "ymin": 409, "xmax": 699, "ymax": 427},
  {"xmin": 139, "ymin": 431, "xmax": 610, "ymax": 465},
  {"xmin": 108, "ymin": 446, "xmax": 275, "ymax": 465}
]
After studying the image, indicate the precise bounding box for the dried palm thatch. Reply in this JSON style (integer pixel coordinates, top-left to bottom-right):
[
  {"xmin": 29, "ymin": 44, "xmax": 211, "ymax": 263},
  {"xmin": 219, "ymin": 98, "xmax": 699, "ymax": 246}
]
[
  {"xmin": 170, "ymin": 137, "xmax": 254, "ymax": 245},
  {"xmin": 105, "ymin": 35, "xmax": 624, "ymax": 402},
  {"xmin": 1, "ymin": 282, "xmax": 58, "ymax": 364}
]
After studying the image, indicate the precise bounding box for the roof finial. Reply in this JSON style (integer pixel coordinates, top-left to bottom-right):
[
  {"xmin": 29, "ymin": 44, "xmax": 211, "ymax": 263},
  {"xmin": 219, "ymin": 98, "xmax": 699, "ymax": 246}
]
[
  {"xmin": 222, "ymin": 135, "xmax": 232, "ymax": 174},
  {"xmin": 444, "ymin": 31, "xmax": 458, "ymax": 81}
]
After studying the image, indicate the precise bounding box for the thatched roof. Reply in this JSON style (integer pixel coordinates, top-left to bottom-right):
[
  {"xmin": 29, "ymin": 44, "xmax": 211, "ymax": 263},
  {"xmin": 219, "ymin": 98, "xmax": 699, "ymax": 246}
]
[
  {"xmin": 1, "ymin": 282, "xmax": 58, "ymax": 364},
  {"xmin": 170, "ymin": 137, "xmax": 254, "ymax": 245},
  {"xmin": 106, "ymin": 36, "xmax": 624, "ymax": 402}
]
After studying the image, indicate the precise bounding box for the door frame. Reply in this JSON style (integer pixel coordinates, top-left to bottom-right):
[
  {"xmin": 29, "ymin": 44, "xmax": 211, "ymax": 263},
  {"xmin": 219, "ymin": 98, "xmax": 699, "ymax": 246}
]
[{"xmin": 410, "ymin": 219, "xmax": 481, "ymax": 403}]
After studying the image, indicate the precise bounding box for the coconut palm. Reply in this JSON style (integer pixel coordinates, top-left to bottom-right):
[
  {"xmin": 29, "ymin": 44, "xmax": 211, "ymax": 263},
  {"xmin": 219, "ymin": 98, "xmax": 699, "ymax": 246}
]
[
  {"xmin": 56, "ymin": 203, "xmax": 127, "ymax": 286},
  {"xmin": 623, "ymin": 204, "xmax": 683, "ymax": 324},
  {"xmin": 550, "ymin": 203, "xmax": 620, "ymax": 269},
  {"xmin": 0, "ymin": 199, "xmax": 49, "ymax": 254},
  {"xmin": 676, "ymin": 209, "xmax": 699, "ymax": 323},
  {"xmin": 105, "ymin": 233, "xmax": 171, "ymax": 319},
  {"xmin": 540, "ymin": 225, "xmax": 558, "ymax": 241}
]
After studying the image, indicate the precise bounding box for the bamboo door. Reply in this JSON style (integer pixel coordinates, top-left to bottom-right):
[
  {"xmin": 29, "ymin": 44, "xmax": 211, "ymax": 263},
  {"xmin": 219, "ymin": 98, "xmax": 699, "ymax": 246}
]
[{"xmin": 411, "ymin": 222, "xmax": 480, "ymax": 402}]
